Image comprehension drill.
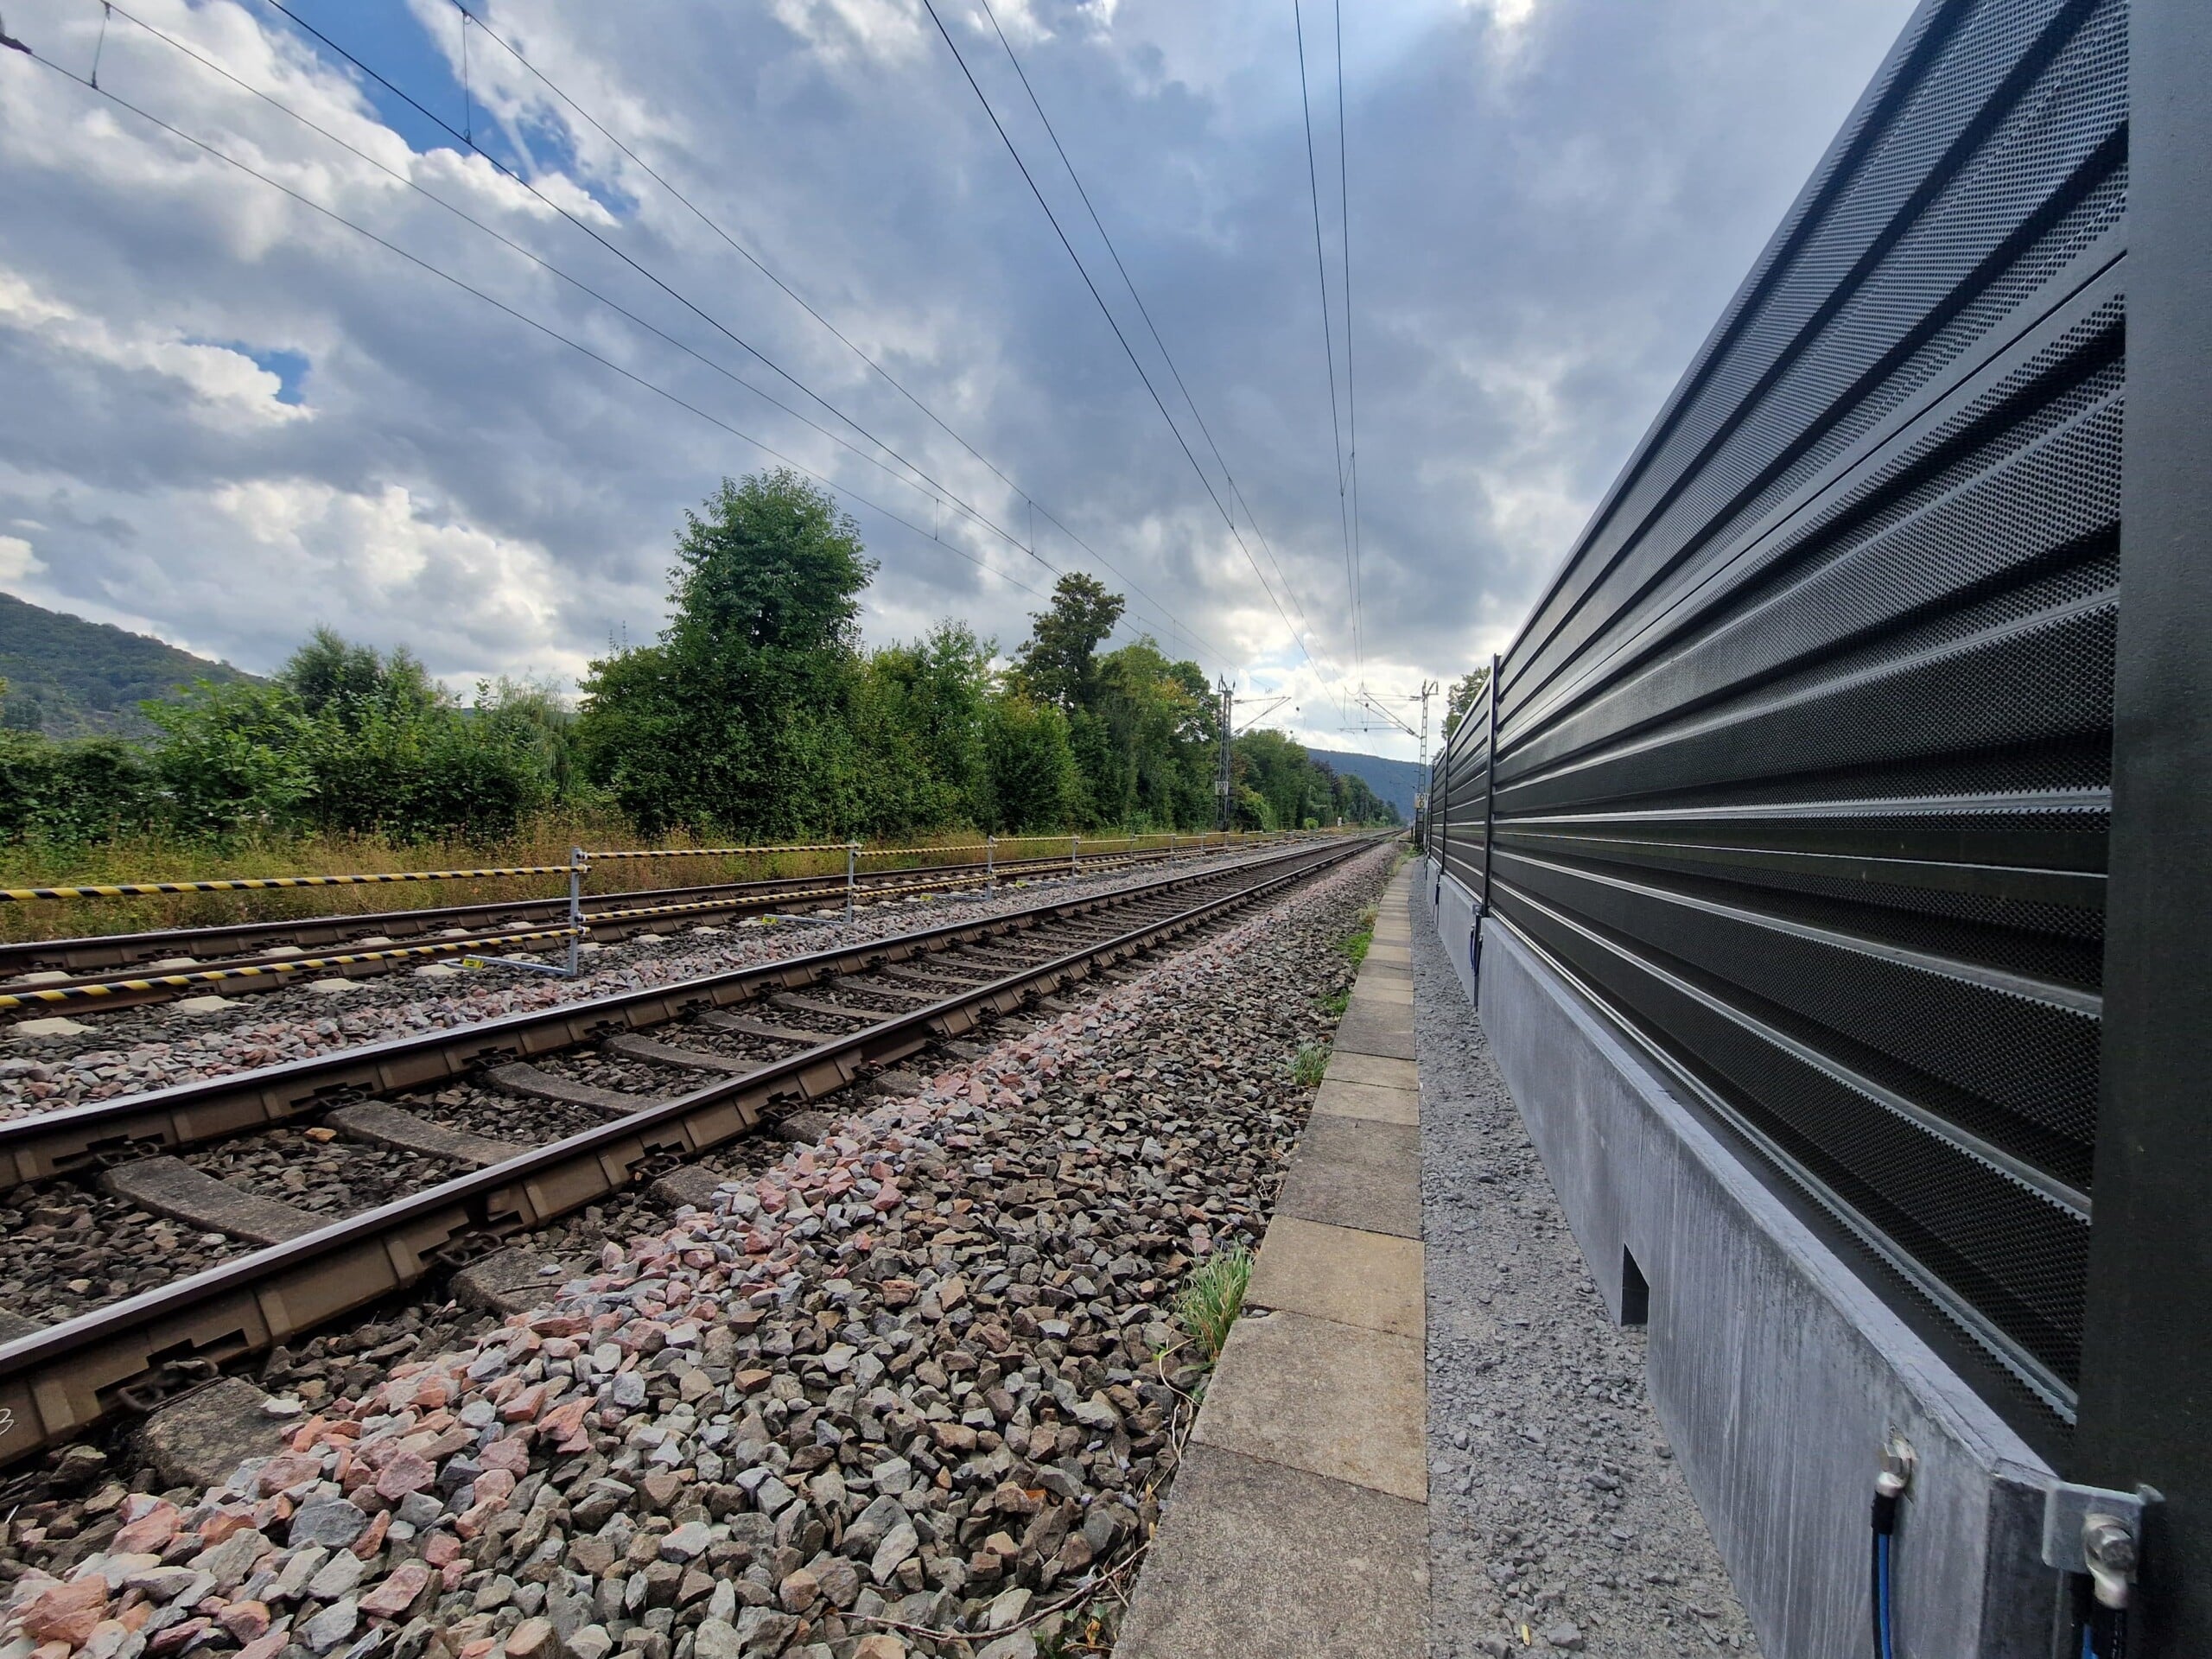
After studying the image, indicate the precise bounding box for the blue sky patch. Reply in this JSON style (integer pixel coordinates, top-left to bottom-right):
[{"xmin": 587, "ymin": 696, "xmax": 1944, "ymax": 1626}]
[{"xmin": 202, "ymin": 342, "xmax": 310, "ymax": 405}]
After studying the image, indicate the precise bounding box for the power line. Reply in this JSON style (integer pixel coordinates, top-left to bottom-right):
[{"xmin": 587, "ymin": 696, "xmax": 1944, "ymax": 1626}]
[
  {"xmin": 96, "ymin": 2, "xmax": 999, "ymax": 528},
  {"xmin": 24, "ymin": 49, "xmax": 1060, "ymax": 610},
  {"xmin": 1293, "ymin": 0, "xmax": 1359, "ymax": 682},
  {"xmin": 971, "ymin": 0, "xmax": 1320, "ymax": 655},
  {"xmin": 917, "ymin": 0, "xmax": 1327, "ymax": 688},
  {"xmin": 245, "ymin": 0, "xmax": 1222, "ymax": 668},
  {"xmin": 443, "ymin": 0, "xmax": 1234, "ymax": 673},
  {"xmin": 1333, "ymin": 0, "xmax": 1367, "ymax": 686}
]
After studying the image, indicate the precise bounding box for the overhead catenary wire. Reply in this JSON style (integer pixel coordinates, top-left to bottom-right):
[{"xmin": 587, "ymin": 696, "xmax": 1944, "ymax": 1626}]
[
  {"xmin": 1333, "ymin": 0, "xmax": 1367, "ymax": 685},
  {"xmin": 970, "ymin": 0, "xmax": 1321, "ymax": 658},
  {"xmin": 20, "ymin": 48, "xmax": 1061, "ymax": 607},
  {"xmin": 1294, "ymin": 0, "xmax": 1360, "ymax": 683},
  {"xmin": 917, "ymin": 0, "xmax": 1329, "ymax": 692},
  {"xmin": 439, "ymin": 2, "xmax": 1231, "ymax": 674},
  {"xmin": 242, "ymin": 0, "xmax": 1221, "ymax": 669},
  {"xmin": 93, "ymin": 0, "xmax": 1034, "ymax": 533}
]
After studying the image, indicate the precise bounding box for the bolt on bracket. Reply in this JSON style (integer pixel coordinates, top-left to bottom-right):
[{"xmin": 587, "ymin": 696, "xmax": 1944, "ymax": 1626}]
[{"xmin": 2040, "ymin": 1481, "xmax": 2150, "ymax": 1609}]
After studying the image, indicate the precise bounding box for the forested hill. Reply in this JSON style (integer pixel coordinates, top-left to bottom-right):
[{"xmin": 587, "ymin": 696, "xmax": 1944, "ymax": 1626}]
[
  {"xmin": 0, "ymin": 592, "xmax": 255, "ymax": 737},
  {"xmin": 1306, "ymin": 746, "xmax": 1426, "ymax": 822}
]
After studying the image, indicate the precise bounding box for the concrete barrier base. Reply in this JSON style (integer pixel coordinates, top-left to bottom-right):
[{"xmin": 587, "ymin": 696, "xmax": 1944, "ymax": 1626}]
[{"xmin": 1423, "ymin": 857, "xmax": 2066, "ymax": 1659}]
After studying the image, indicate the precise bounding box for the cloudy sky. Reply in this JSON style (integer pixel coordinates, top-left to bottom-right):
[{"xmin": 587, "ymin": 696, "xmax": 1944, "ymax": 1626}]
[{"xmin": 0, "ymin": 0, "xmax": 1914, "ymax": 758}]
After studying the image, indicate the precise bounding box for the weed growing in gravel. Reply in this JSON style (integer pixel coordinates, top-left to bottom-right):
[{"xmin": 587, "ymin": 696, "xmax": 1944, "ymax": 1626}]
[
  {"xmin": 1176, "ymin": 1243, "xmax": 1255, "ymax": 1364},
  {"xmin": 1319, "ymin": 984, "xmax": 1351, "ymax": 1020},
  {"xmin": 1292, "ymin": 1043, "xmax": 1330, "ymax": 1088},
  {"xmin": 1339, "ymin": 902, "xmax": 1379, "ymax": 965}
]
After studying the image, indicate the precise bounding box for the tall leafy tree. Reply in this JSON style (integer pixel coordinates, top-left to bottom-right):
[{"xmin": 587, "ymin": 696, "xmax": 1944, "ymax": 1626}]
[
  {"xmin": 1010, "ymin": 574, "xmax": 1124, "ymax": 714},
  {"xmin": 1440, "ymin": 664, "xmax": 1491, "ymax": 740},
  {"xmin": 580, "ymin": 471, "xmax": 875, "ymax": 836}
]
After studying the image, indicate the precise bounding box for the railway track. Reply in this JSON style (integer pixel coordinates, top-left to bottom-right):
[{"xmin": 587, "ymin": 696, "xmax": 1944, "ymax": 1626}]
[
  {"xmin": 0, "ymin": 833, "xmax": 1384, "ymax": 1466},
  {"xmin": 0, "ymin": 841, "xmax": 1239, "ymax": 1015}
]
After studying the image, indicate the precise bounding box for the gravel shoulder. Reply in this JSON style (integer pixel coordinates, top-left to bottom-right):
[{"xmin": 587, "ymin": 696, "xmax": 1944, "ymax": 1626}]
[
  {"xmin": 0, "ymin": 846, "xmax": 1397, "ymax": 1659},
  {"xmin": 1414, "ymin": 896, "xmax": 1760, "ymax": 1658},
  {"xmin": 0, "ymin": 849, "xmax": 1292, "ymax": 1122}
]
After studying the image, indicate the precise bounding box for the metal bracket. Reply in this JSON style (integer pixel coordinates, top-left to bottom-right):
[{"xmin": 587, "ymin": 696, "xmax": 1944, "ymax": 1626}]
[
  {"xmin": 2041, "ymin": 1481, "xmax": 2147, "ymax": 1608},
  {"xmin": 462, "ymin": 954, "xmax": 573, "ymax": 977},
  {"xmin": 114, "ymin": 1357, "xmax": 219, "ymax": 1415}
]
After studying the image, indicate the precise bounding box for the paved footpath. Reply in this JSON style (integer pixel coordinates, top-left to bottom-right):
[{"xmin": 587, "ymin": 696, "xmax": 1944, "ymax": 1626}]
[{"xmin": 1119, "ymin": 860, "xmax": 1427, "ymax": 1658}]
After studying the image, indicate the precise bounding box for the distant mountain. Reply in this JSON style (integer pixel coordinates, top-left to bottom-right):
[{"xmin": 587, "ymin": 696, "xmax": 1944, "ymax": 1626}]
[
  {"xmin": 1304, "ymin": 746, "xmax": 1427, "ymax": 822},
  {"xmin": 0, "ymin": 592, "xmax": 256, "ymax": 739}
]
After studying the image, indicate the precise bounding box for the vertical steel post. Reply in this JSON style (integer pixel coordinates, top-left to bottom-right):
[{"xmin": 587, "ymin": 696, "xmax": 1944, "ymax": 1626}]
[
  {"xmin": 2074, "ymin": 7, "xmax": 2212, "ymax": 1642},
  {"xmin": 845, "ymin": 841, "xmax": 858, "ymax": 923},
  {"xmin": 566, "ymin": 845, "xmax": 585, "ymax": 976},
  {"xmin": 1480, "ymin": 655, "xmax": 1501, "ymax": 918},
  {"xmin": 1071, "ymin": 834, "xmax": 1080, "ymax": 875},
  {"xmin": 986, "ymin": 835, "xmax": 996, "ymax": 893}
]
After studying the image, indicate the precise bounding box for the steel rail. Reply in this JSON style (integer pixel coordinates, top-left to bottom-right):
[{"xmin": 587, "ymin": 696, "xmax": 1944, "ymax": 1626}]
[
  {"xmin": 0, "ymin": 843, "xmax": 1211, "ymax": 1007},
  {"xmin": 0, "ymin": 833, "xmax": 1382, "ymax": 1464},
  {"xmin": 0, "ymin": 841, "xmax": 1340, "ymax": 1185}
]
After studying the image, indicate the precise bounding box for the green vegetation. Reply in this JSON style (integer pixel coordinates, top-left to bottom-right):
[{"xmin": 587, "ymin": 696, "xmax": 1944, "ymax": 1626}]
[
  {"xmin": 1174, "ymin": 1244, "xmax": 1255, "ymax": 1367},
  {"xmin": 1342, "ymin": 903, "xmax": 1378, "ymax": 965},
  {"xmin": 0, "ymin": 592, "xmax": 254, "ymax": 738},
  {"xmin": 1292, "ymin": 1043, "xmax": 1330, "ymax": 1089},
  {"xmin": 1440, "ymin": 664, "xmax": 1491, "ymax": 740},
  {"xmin": 0, "ymin": 470, "xmax": 1399, "ymax": 865}
]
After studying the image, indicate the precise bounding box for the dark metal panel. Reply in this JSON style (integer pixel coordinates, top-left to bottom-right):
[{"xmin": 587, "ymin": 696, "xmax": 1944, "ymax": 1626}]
[
  {"xmin": 1440, "ymin": 0, "xmax": 2145, "ymax": 1459},
  {"xmin": 2071, "ymin": 0, "xmax": 2212, "ymax": 1643}
]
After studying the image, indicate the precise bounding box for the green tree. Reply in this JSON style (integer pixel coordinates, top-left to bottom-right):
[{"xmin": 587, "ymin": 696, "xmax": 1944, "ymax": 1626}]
[
  {"xmin": 982, "ymin": 693, "xmax": 1078, "ymax": 831},
  {"xmin": 142, "ymin": 679, "xmax": 315, "ymax": 836},
  {"xmin": 1010, "ymin": 573, "xmax": 1123, "ymax": 715},
  {"xmin": 1440, "ymin": 664, "xmax": 1491, "ymax": 740},
  {"xmin": 579, "ymin": 471, "xmax": 876, "ymax": 836}
]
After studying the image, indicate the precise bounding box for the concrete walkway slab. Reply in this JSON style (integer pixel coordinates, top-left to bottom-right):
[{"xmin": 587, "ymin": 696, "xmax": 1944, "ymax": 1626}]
[
  {"xmin": 1116, "ymin": 1445, "xmax": 1428, "ymax": 1659},
  {"xmin": 1275, "ymin": 1115, "xmax": 1423, "ymax": 1239},
  {"xmin": 1123, "ymin": 858, "xmax": 1428, "ymax": 1659},
  {"xmin": 1195, "ymin": 1306, "xmax": 1427, "ymax": 1499},
  {"xmin": 1313, "ymin": 1075, "xmax": 1420, "ymax": 1126},
  {"xmin": 1328, "ymin": 1052, "xmax": 1419, "ymax": 1090},
  {"xmin": 1333, "ymin": 1007, "xmax": 1416, "ymax": 1060},
  {"xmin": 1353, "ymin": 976, "xmax": 1415, "ymax": 1005},
  {"xmin": 1248, "ymin": 1214, "xmax": 1424, "ymax": 1338}
]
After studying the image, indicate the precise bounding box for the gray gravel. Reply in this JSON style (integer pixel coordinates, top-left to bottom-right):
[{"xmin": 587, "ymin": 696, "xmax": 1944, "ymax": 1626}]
[
  {"xmin": 0, "ymin": 848, "xmax": 1287, "ymax": 1117},
  {"xmin": 1413, "ymin": 895, "xmax": 1759, "ymax": 1658},
  {"xmin": 0, "ymin": 847, "xmax": 1395, "ymax": 1659}
]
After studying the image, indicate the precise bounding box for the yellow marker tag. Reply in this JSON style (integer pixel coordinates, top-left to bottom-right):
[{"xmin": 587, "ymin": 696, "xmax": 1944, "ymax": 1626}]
[{"xmin": 460, "ymin": 957, "xmax": 487, "ymax": 969}]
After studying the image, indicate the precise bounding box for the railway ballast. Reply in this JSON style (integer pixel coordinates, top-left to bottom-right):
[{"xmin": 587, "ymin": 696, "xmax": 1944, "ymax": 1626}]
[{"xmin": 0, "ymin": 839, "xmax": 1401, "ymax": 1659}]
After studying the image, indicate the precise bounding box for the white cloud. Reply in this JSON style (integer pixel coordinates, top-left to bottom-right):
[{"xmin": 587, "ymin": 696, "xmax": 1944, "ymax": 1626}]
[
  {"xmin": 0, "ymin": 0, "xmax": 1916, "ymax": 753},
  {"xmin": 0, "ymin": 535, "xmax": 45, "ymax": 582},
  {"xmin": 0, "ymin": 269, "xmax": 308, "ymax": 425}
]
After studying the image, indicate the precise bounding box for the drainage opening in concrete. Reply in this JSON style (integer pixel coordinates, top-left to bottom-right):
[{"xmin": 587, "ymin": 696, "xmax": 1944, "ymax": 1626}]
[{"xmin": 1620, "ymin": 1245, "xmax": 1649, "ymax": 1325}]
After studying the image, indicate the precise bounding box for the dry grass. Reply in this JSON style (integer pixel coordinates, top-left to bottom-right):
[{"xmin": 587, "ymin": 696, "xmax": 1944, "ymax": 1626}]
[{"xmin": 0, "ymin": 823, "xmax": 1262, "ymax": 945}]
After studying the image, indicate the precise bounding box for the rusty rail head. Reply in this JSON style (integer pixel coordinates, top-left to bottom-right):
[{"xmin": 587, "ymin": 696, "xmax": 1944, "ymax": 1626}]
[{"xmin": 0, "ymin": 833, "xmax": 1382, "ymax": 1465}]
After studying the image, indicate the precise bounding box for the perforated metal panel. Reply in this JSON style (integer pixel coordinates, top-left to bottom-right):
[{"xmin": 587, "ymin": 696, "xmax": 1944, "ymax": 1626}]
[{"xmin": 1430, "ymin": 0, "xmax": 2126, "ymax": 1439}]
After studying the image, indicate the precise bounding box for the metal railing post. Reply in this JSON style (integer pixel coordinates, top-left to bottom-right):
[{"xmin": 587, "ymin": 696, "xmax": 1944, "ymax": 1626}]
[
  {"xmin": 986, "ymin": 835, "xmax": 996, "ymax": 893},
  {"xmin": 845, "ymin": 841, "xmax": 858, "ymax": 923},
  {"xmin": 1071, "ymin": 833, "xmax": 1080, "ymax": 875},
  {"xmin": 566, "ymin": 845, "xmax": 585, "ymax": 976}
]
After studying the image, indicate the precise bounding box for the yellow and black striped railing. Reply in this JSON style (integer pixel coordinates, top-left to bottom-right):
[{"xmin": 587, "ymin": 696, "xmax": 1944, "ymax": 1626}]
[{"xmin": 0, "ymin": 926, "xmax": 586, "ymax": 1010}]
